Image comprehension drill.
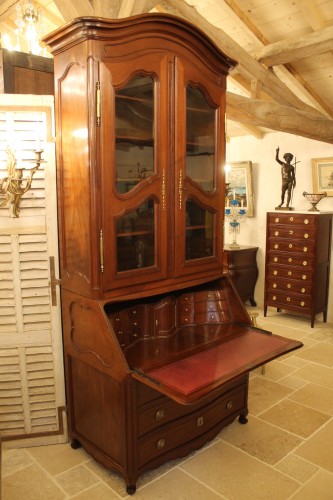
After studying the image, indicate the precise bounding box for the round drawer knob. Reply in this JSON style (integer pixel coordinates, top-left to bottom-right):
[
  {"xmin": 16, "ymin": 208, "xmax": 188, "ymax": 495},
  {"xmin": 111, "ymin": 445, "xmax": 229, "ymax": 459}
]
[
  {"xmin": 274, "ymin": 244, "xmax": 279, "ymax": 249},
  {"xmin": 273, "ymin": 270, "xmax": 278, "ymax": 275},
  {"xmin": 289, "ymin": 243, "xmax": 293, "ymax": 248},
  {"xmin": 304, "ymin": 219, "xmax": 309, "ymax": 224},
  {"xmin": 288, "ymin": 271, "xmax": 292, "ymax": 276},
  {"xmin": 184, "ymin": 318, "xmax": 188, "ymax": 322},
  {"xmin": 289, "ymin": 217, "xmax": 294, "ymax": 221},
  {"xmin": 211, "ymin": 315, "xmax": 215, "ymax": 320},
  {"xmin": 155, "ymin": 410, "xmax": 165, "ymax": 421},
  {"xmin": 301, "ymin": 288, "xmax": 306, "ymax": 293},
  {"xmin": 274, "ymin": 257, "xmax": 278, "ymax": 262},
  {"xmin": 132, "ymin": 310, "xmax": 137, "ymax": 314},
  {"xmin": 275, "ymin": 218, "xmax": 279, "ymax": 223},
  {"xmin": 288, "ymin": 258, "xmax": 292, "ymax": 263},
  {"xmin": 300, "ymin": 301, "xmax": 305, "ymax": 307},
  {"xmin": 303, "ymin": 247, "xmax": 308, "ymax": 252},
  {"xmin": 303, "ymin": 261, "xmax": 307, "ymax": 266},
  {"xmin": 272, "ymin": 296, "xmax": 277, "ymax": 301},
  {"xmin": 289, "ymin": 230, "xmax": 293, "ymax": 235},
  {"xmin": 273, "ymin": 283, "xmax": 277, "ymax": 288},
  {"xmin": 304, "ymin": 233, "xmax": 309, "ymax": 239},
  {"xmin": 226, "ymin": 401, "xmax": 233, "ymax": 410},
  {"xmin": 287, "ymin": 297, "xmax": 291, "ymax": 302},
  {"xmin": 156, "ymin": 439, "xmax": 166, "ymax": 449},
  {"xmin": 116, "ymin": 317, "xmax": 120, "ymax": 322},
  {"xmin": 275, "ymin": 231, "xmax": 279, "ymax": 236},
  {"xmin": 287, "ymin": 284, "xmax": 291, "ymax": 289},
  {"xmin": 197, "ymin": 416, "xmax": 204, "ymax": 427},
  {"xmin": 302, "ymin": 275, "xmax": 307, "ymax": 280}
]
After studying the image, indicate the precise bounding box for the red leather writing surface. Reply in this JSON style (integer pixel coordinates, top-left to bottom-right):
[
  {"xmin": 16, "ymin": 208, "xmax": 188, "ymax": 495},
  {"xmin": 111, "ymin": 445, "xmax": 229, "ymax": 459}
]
[{"xmin": 147, "ymin": 330, "xmax": 298, "ymax": 395}]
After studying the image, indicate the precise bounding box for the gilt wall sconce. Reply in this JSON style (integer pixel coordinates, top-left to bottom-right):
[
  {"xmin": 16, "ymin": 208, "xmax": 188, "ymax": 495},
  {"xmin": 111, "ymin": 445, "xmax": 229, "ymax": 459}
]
[{"xmin": 0, "ymin": 146, "xmax": 44, "ymax": 217}]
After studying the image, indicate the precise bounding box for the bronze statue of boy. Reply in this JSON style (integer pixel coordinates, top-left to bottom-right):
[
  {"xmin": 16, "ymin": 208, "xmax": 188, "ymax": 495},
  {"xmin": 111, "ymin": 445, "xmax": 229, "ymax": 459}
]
[{"xmin": 275, "ymin": 147, "xmax": 296, "ymax": 209}]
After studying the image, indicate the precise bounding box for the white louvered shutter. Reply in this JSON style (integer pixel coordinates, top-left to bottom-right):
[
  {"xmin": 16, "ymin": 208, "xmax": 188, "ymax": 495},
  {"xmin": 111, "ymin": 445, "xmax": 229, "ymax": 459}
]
[{"xmin": 0, "ymin": 95, "xmax": 66, "ymax": 446}]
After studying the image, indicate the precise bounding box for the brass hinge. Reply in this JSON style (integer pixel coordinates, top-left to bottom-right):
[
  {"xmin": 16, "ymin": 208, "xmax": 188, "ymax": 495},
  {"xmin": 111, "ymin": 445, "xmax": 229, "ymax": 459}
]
[
  {"xmin": 99, "ymin": 228, "xmax": 104, "ymax": 272},
  {"xmin": 96, "ymin": 81, "xmax": 101, "ymax": 127},
  {"xmin": 49, "ymin": 256, "xmax": 61, "ymax": 306}
]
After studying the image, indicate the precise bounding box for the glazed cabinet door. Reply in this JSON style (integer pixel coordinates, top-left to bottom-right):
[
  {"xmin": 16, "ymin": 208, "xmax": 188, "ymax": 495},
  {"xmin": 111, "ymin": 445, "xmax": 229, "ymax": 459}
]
[
  {"xmin": 174, "ymin": 57, "xmax": 225, "ymax": 278},
  {"xmin": 100, "ymin": 54, "xmax": 170, "ymax": 291}
]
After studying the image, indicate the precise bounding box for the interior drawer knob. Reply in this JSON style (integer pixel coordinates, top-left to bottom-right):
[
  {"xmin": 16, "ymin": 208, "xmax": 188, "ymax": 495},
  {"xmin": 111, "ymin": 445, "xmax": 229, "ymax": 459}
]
[
  {"xmin": 197, "ymin": 416, "xmax": 204, "ymax": 427},
  {"xmin": 156, "ymin": 439, "xmax": 166, "ymax": 449},
  {"xmin": 303, "ymin": 261, "xmax": 308, "ymax": 266},
  {"xmin": 304, "ymin": 233, "xmax": 309, "ymax": 239},
  {"xmin": 155, "ymin": 409, "xmax": 165, "ymax": 421},
  {"xmin": 274, "ymin": 231, "xmax": 279, "ymax": 236},
  {"xmin": 226, "ymin": 400, "xmax": 233, "ymax": 410}
]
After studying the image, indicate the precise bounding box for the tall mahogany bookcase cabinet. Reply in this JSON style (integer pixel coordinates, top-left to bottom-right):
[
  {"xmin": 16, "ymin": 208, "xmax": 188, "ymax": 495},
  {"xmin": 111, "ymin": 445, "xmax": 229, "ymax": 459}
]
[{"xmin": 44, "ymin": 15, "xmax": 302, "ymax": 494}]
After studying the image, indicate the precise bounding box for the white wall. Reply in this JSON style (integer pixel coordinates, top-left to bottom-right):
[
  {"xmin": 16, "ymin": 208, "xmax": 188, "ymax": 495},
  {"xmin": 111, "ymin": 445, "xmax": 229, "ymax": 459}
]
[{"xmin": 226, "ymin": 131, "xmax": 333, "ymax": 322}]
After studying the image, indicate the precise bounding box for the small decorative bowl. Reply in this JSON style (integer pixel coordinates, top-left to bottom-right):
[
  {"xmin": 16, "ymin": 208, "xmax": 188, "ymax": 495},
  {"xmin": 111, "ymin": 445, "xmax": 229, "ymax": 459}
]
[{"xmin": 303, "ymin": 191, "xmax": 327, "ymax": 212}]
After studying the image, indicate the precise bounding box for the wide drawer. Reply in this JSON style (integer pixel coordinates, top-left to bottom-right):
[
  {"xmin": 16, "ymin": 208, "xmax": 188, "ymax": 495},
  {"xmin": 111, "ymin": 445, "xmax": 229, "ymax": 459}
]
[
  {"xmin": 137, "ymin": 377, "xmax": 246, "ymax": 436},
  {"xmin": 268, "ymin": 213, "xmax": 316, "ymax": 227},
  {"xmin": 138, "ymin": 385, "xmax": 247, "ymax": 465},
  {"xmin": 266, "ymin": 291, "xmax": 311, "ymax": 311},
  {"xmin": 267, "ymin": 265, "xmax": 313, "ymax": 282},
  {"xmin": 267, "ymin": 238, "xmax": 315, "ymax": 254}
]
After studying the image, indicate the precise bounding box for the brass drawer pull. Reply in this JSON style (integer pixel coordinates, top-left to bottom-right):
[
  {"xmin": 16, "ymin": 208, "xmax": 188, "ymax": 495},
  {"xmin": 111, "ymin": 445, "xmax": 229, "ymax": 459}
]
[
  {"xmin": 289, "ymin": 217, "xmax": 294, "ymax": 221},
  {"xmin": 288, "ymin": 271, "xmax": 292, "ymax": 276},
  {"xmin": 304, "ymin": 233, "xmax": 309, "ymax": 239},
  {"xmin": 273, "ymin": 283, "xmax": 277, "ymax": 288},
  {"xmin": 289, "ymin": 230, "xmax": 293, "ymax": 235},
  {"xmin": 156, "ymin": 439, "xmax": 165, "ymax": 449},
  {"xmin": 288, "ymin": 258, "xmax": 292, "ymax": 262},
  {"xmin": 287, "ymin": 284, "xmax": 291, "ymax": 288},
  {"xmin": 300, "ymin": 301, "xmax": 305, "ymax": 307},
  {"xmin": 275, "ymin": 217, "xmax": 279, "ymax": 223},
  {"xmin": 303, "ymin": 247, "xmax": 308, "ymax": 252},
  {"xmin": 289, "ymin": 243, "xmax": 293, "ymax": 248},
  {"xmin": 197, "ymin": 416, "xmax": 204, "ymax": 427},
  {"xmin": 303, "ymin": 261, "xmax": 307, "ymax": 266},
  {"xmin": 304, "ymin": 219, "xmax": 309, "ymax": 224},
  {"xmin": 155, "ymin": 410, "xmax": 165, "ymax": 421},
  {"xmin": 287, "ymin": 297, "xmax": 291, "ymax": 302},
  {"xmin": 274, "ymin": 244, "xmax": 279, "ymax": 249},
  {"xmin": 272, "ymin": 296, "xmax": 276, "ymax": 301},
  {"xmin": 301, "ymin": 288, "xmax": 305, "ymax": 293},
  {"xmin": 302, "ymin": 275, "xmax": 307, "ymax": 280},
  {"xmin": 274, "ymin": 231, "xmax": 279, "ymax": 236},
  {"xmin": 273, "ymin": 270, "xmax": 278, "ymax": 275},
  {"xmin": 274, "ymin": 257, "xmax": 278, "ymax": 262}
]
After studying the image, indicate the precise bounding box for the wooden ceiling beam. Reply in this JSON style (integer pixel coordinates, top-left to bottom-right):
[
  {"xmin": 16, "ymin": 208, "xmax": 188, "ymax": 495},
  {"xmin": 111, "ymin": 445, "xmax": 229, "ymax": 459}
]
[
  {"xmin": 226, "ymin": 92, "xmax": 333, "ymax": 144},
  {"xmin": 161, "ymin": 0, "xmax": 324, "ymax": 117},
  {"xmin": 52, "ymin": 0, "xmax": 94, "ymax": 22},
  {"xmin": 254, "ymin": 25, "xmax": 333, "ymax": 66}
]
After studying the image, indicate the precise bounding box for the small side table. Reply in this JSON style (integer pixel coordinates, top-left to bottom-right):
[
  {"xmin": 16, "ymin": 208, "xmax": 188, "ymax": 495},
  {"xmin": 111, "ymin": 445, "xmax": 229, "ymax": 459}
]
[{"xmin": 223, "ymin": 245, "xmax": 259, "ymax": 306}]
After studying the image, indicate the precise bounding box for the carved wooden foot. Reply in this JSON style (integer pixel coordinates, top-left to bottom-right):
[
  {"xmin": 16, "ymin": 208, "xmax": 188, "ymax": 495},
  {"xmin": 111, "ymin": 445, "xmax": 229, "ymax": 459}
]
[
  {"xmin": 126, "ymin": 485, "xmax": 136, "ymax": 495},
  {"xmin": 238, "ymin": 414, "xmax": 248, "ymax": 424},
  {"xmin": 70, "ymin": 439, "xmax": 81, "ymax": 449}
]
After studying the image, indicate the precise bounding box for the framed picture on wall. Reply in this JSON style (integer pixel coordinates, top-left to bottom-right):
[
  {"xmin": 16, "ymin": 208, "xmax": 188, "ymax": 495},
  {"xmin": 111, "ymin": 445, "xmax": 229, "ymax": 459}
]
[
  {"xmin": 312, "ymin": 157, "xmax": 333, "ymax": 196},
  {"xmin": 225, "ymin": 161, "xmax": 254, "ymax": 217}
]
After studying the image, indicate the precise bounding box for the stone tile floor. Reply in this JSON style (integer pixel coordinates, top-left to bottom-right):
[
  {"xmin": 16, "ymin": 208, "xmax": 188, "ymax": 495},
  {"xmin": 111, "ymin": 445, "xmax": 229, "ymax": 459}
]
[{"xmin": 1, "ymin": 308, "xmax": 333, "ymax": 499}]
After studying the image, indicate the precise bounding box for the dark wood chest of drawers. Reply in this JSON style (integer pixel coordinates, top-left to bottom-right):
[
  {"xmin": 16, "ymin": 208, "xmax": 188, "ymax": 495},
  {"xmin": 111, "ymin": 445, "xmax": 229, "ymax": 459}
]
[
  {"xmin": 264, "ymin": 211, "xmax": 332, "ymax": 327},
  {"xmin": 223, "ymin": 246, "xmax": 259, "ymax": 306}
]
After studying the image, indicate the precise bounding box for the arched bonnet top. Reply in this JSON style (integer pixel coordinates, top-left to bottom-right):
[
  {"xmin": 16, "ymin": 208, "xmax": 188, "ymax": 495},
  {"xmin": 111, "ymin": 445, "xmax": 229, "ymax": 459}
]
[{"xmin": 42, "ymin": 13, "xmax": 237, "ymax": 76}]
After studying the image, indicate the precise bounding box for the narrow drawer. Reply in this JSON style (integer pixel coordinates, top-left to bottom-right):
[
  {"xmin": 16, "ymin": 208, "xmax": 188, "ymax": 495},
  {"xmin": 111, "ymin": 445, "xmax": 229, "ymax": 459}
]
[
  {"xmin": 267, "ymin": 278, "xmax": 311, "ymax": 295},
  {"xmin": 267, "ymin": 253, "xmax": 313, "ymax": 269},
  {"xmin": 266, "ymin": 292, "xmax": 311, "ymax": 310},
  {"xmin": 267, "ymin": 265, "xmax": 312, "ymax": 282},
  {"xmin": 267, "ymin": 238, "xmax": 315, "ymax": 254},
  {"xmin": 138, "ymin": 386, "xmax": 246, "ymax": 465},
  {"xmin": 268, "ymin": 226, "xmax": 315, "ymax": 240},
  {"xmin": 268, "ymin": 213, "xmax": 316, "ymax": 227}
]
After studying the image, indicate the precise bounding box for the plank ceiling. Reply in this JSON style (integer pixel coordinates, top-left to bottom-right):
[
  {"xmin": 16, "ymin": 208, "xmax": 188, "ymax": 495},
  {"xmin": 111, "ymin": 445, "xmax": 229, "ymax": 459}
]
[{"xmin": 0, "ymin": 0, "xmax": 332, "ymax": 143}]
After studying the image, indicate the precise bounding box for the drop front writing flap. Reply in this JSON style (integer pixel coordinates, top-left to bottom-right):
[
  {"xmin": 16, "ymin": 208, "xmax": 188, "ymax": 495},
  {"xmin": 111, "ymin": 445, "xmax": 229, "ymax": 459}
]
[{"xmin": 131, "ymin": 328, "xmax": 302, "ymax": 404}]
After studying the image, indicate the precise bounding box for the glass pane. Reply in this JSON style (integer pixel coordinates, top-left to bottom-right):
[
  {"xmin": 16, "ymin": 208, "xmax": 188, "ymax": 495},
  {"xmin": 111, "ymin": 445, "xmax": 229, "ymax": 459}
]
[
  {"xmin": 185, "ymin": 199, "xmax": 214, "ymax": 260},
  {"xmin": 115, "ymin": 75, "xmax": 154, "ymax": 193},
  {"xmin": 116, "ymin": 199, "xmax": 155, "ymax": 272},
  {"xmin": 186, "ymin": 86, "xmax": 215, "ymax": 192}
]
